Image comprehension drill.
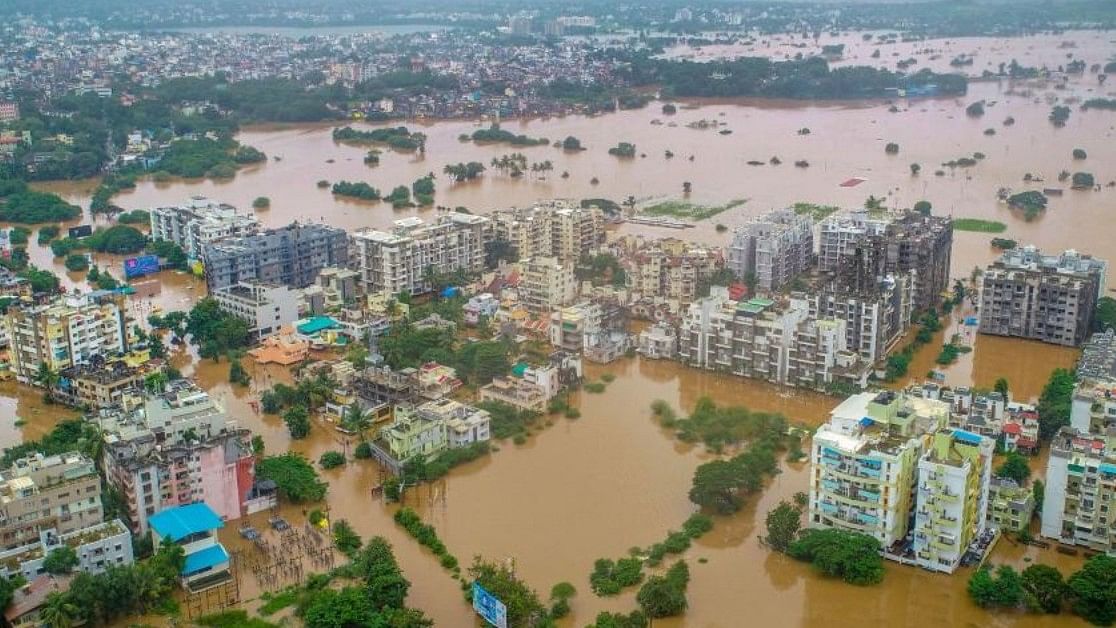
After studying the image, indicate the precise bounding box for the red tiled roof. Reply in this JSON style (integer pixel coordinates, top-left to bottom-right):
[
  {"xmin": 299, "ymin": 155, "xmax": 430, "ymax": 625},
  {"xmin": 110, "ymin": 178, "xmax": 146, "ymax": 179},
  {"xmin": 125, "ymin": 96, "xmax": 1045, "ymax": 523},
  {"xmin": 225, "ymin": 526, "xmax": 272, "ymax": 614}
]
[{"xmin": 4, "ymin": 574, "xmax": 74, "ymax": 622}]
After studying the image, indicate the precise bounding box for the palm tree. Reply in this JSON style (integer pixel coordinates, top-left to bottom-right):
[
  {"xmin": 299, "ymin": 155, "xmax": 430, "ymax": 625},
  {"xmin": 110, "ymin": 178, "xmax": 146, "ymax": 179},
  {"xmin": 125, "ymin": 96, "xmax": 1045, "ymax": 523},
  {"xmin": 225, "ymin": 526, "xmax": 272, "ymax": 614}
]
[
  {"xmin": 35, "ymin": 362, "xmax": 60, "ymax": 400},
  {"xmin": 682, "ymin": 181, "xmax": 692, "ymax": 194},
  {"xmin": 342, "ymin": 402, "xmax": 371, "ymax": 440},
  {"xmin": 40, "ymin": 592, "xmax": 78, "ymax": 628}
]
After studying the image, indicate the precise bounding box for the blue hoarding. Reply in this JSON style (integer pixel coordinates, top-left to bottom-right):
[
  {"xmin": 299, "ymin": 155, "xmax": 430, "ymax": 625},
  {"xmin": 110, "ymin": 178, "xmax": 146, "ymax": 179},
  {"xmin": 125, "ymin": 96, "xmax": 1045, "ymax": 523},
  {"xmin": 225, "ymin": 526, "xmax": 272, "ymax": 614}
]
[
  {"xmin": 123, "ymin": 254, "xmax": 160, "ymax": 279},
  {"xmin": 472, "ymin": 582, "xmax": 507, "ymax": 628}
]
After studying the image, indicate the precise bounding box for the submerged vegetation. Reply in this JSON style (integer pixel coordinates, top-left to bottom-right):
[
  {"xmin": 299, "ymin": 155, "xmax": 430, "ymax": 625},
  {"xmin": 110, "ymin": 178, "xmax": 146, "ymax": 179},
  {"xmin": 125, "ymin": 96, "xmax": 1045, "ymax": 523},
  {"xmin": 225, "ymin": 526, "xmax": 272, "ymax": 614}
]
[
  {"xmin": 952, "ymin": 218, "xmax": 1007, "ymax": 233},
  {"xmin": 642, "ymin": 199, "xmax": 746, "ymax": 221}
]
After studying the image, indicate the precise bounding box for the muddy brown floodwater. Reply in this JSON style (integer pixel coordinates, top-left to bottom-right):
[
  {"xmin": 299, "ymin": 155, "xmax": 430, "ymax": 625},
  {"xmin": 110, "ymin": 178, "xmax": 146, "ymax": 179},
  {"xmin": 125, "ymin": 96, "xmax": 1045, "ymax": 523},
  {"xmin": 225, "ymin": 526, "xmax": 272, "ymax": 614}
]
[
  {"xmin": 10, "ymin": 29, "xmax": 1115, "ymax": 628},
  {"xmin": 187, "ymin": 354, "xmax": 1085, "ymax": 628}
]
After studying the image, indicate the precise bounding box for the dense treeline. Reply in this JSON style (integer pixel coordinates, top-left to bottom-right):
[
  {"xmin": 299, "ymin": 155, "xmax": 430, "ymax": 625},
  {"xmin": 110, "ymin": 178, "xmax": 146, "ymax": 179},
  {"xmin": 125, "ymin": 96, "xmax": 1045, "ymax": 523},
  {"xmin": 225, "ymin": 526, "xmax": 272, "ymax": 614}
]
[
  {"xmin": 470, "ymin": 125, "xmax": 548, "ymax": 146},
  {"xmin": 0, "ymin": 188, "xmax": 82, "ymax": 223},
  {"xmin": 156, "ymin": 76, "xmax": 337, "ymax": 122},
  {"xmin": 331, "ymin": 180, "xmax": 381, "ymax": 201},
  {"xmin": 613, "ymin": 54, "xmax": 967, "ymax": 99},
  {"xmin": 332, "ymin": 126, "xmax": 425, "ymax": 151}
]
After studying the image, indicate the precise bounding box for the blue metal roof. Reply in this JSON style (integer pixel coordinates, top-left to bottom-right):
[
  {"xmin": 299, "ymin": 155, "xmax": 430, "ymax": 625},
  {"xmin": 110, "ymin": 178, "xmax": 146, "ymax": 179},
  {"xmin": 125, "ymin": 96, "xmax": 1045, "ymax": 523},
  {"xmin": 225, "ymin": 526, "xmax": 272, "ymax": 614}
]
[
  {"xmin": 297, "ymin": 316, "xmax": 338, "ymax": 335},
  {"xmin": 952, "ymin": 429, "xmax": 983, "ymax": 446},
  {"xmin": 149, "ymin": 503, "xmax": 224, "ymax": 542},
  {"xmin": 859, "ymin": 417, "xmax": 874, "ymax": 427},
  {"xmin": 1099, "ymin": 463, "xmax": 1116, "ymax": 476},
  {"xmin": 182, "ymin": 543, "xmax": 229, "ymax": 575}
]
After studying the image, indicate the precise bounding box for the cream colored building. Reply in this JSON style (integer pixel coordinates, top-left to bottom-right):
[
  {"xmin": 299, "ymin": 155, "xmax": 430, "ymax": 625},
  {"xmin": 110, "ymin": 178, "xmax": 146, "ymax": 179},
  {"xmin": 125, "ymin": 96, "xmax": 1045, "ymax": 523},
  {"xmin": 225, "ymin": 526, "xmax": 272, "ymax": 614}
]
[
  {"xmin": 351, "ymin": 214, "xmax": 489, "ymax": 296},
  {"xmin": 520, "ymin": 257, "xmax": 577, "ymax": 313},
  {"xmin": 4, "ymin": 293, "xmax": 128, "ymax": 385}
]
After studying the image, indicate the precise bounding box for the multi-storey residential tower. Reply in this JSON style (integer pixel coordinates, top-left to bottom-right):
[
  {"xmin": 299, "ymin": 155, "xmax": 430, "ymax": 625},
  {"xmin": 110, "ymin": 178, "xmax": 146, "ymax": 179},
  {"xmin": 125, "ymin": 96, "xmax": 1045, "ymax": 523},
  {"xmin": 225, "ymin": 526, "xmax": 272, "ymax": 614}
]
[
  {"xmin": 520, "ymin": 256, "xmax": 577, "ymax": 313},
  {"xmin": 979, "ymin": 247, "xmax": 1107, "ymax": 347},
  {"xmin": 201, "ymin": 222, "xmax": 349, "ymax": 292},
  {"xmin": 728, "ymin": 208, "xmax": 813, "ymax": 291},
  {"xmin": 149, "ymin": 197, "xmax": 260, "ymax": 259},
  {"xmin": 489, "ymin": 200, "xmax": 603, "ymax": 264},
  {"xmin": 0, "ymin": 453, "xmax": 104, "ymax": 553},
  {"xmin": 3, "ymin": 293, "xmax": 128, "ymax": 385},
  {"xmin": 351, "ymin": 214, "xmax": 490, "ymax": 296},
  {"xmin": 809, "ymin": 391, "xmax": 949, "ymax": 547},
  {"xmin": 818, "ymin": 210, "xmax": 952, "ymax": 313},
  {"xmin": 912, "ymin": 429, "xmax": 994, "ymax": 573},
  {"xmin": 211, "ymin": 280, "xmax": 299, "ymax": 340}
]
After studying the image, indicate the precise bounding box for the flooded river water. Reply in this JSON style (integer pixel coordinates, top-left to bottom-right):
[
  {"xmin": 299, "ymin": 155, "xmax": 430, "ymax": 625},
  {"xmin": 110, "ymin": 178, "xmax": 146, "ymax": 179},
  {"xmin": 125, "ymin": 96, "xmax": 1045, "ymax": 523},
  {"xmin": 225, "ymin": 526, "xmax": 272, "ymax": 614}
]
[
  {"xmin": 189, "ymin": 354, "xmax": 1083, "ymax": 627},
  {"xmin": 8, "ymin": 29, "xmax": 1114, "ymax": 627}
]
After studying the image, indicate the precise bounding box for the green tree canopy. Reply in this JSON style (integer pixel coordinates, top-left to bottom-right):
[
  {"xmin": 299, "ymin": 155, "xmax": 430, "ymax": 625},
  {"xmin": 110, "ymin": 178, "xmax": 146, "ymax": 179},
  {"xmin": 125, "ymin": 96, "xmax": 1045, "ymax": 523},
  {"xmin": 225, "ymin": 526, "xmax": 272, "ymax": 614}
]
[
  {"xmin": 764, "ymin": 501, "xmax": 803, "ymax": 552},
  {"xmin": 995, "ymin": 452, "xmax": 1031, "ymax": 484},
  {"xmin": 1021, "ymin": 564, "xmax": 1065, "ymax": 614},
  {"xmin": 42, "ymin": 546, "xmax": 79, "ymax": 574},
  {"xmin": 256, "ymin": 453, "xmax": 327, "ymax": 503},
  {"xmin": 787, "ymin": 529, "xmax": 884, "ymax": 586},
  {"xmin": 968, "ymin": 565, "xmax": 1025, "ymax": 609},
  {"xmin": 1068, "ymin": 555, "xmax": 1116, "ymax": 626}
]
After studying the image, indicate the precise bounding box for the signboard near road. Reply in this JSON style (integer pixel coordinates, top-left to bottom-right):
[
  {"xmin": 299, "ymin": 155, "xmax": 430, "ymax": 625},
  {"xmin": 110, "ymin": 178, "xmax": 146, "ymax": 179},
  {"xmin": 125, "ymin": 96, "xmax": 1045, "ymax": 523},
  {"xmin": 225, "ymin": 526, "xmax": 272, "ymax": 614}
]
[
  {"xmin": 471, "ymin": 581, "xmax": 507, "ymax": 628},
  {"xmin": 123, "ymin": 254, "xmax": 160, "ymax": 279}
]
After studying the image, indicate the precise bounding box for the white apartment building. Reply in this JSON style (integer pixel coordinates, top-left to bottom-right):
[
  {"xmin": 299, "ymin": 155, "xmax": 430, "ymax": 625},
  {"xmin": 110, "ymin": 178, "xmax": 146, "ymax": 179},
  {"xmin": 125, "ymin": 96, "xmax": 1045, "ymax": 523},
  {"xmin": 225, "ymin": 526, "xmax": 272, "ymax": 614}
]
[
  {"xmin": 520, "ymin": 256, "xmax": 577, "ymax": 313},
  {"xmin": 211, "ymin": 280, "xmax": 299, "ymax": 340},
  {"xmin": 637, "ymin": 323, "xmax": 678, "ymax": 360},
  {"xmin": 351, "ymin": 214, "xmax": 489, "ymax": 296},
  {"xmin": 678, "ymin": 288, "xmax": 870, "ymax": 391},
  {"xmin": 729, "ymin": 208, "xmax": 813, "ymax": 291},
  {"xmin": 0, "ymin": 519, "xmax": 133, "ymax": 580},
  {"xmin": 149, "ymin": 196, "xmax": 260, "ymax": 259},
  {"xmin": 1040, "ymin": 427, "xmax": 1116, "ymax": 553}
]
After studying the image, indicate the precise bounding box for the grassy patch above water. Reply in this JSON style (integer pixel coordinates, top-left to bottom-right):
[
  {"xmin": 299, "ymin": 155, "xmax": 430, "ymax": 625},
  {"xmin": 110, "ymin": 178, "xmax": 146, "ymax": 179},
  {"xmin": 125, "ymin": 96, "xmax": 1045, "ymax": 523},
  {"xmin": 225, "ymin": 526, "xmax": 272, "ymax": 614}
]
[
  {"xmin": 953, "ymin": 218, "xmax": 1007, "ymax": 233},
  {"xmin": 642, "ymin": 198, "xmax": 747, "ymax": 221},
  {"xmin": 791, "ymin": 202, "xmax": 840, "ymax": 221},
  {"xmin": 258, "ymin": 590, "xmax": 298, "ymax": 616}
]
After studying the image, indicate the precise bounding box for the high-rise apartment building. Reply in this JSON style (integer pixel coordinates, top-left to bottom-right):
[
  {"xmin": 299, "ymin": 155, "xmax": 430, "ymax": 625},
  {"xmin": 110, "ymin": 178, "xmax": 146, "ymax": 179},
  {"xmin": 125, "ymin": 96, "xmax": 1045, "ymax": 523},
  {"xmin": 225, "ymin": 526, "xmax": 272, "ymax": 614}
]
[
  {"xmin": 728, "ymin": 208, "xmax": 813, "ymax": 291},
  {"xmin": 1040, "ymin": 427, "xmax": 1116, "ymax": 552},
  {"xmin": 489, "ymin": 200, "xmax": 602, "ymax": 264},
  {"xmin": 818, "ymin": 210, "xmax": 952, "ymax": 312},
  {"xmin": 211, "ymin": 280, "xmax": 299, "ymax": 340},
  {"xmin": 912, "ymin": 429, "xmax": 994, "ymax": 573},
  {"xmin": 809, "ymin": 391, "xmax": 949, "ymax": 548},
  {"xmin": 806, "ymin": 272, "xmax": 914, "ymax": 364},
  {"xmin": 0, "ymin": 453, "xmax": 104, "ymax": 553},
  {"xmin": 149, "ymin": 197, "xmax": 260, "ymax": 259},
  {"xmin": 202, "ymin": 222, "xmax": 349, "ymax": 292},
  {"xmin": 520, "ymin": 256, "xmax": 577, "ymax": 313},
  {"xmin": 979, "ymin": 247, "xmax": 1107, "ymax": 347},
  {"xmin": 624, "ymin": 238, "xmax": 721, "ymax": 303},
  {"xmin": 351, "ymin": 214, "xmax": 490, "ymax": 296},
  {"xmin": 0, "ymin": 453, "xmax": 133, "ymax": 580},
  {"xmin": 677, "ymin": 289, "xmax": 870, "ymax": 391},
  {"xmin": 4, "ymin": 293, "xmax": 128, "ymax": 385}
]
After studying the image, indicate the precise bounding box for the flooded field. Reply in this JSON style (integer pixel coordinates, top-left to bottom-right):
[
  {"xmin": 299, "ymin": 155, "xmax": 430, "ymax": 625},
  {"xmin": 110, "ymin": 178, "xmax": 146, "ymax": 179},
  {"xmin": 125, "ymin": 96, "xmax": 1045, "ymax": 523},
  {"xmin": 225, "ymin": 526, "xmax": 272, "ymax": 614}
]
[{"xmin": 8, "ymin": 29, "xmax": 1113, "ymax": 628}]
